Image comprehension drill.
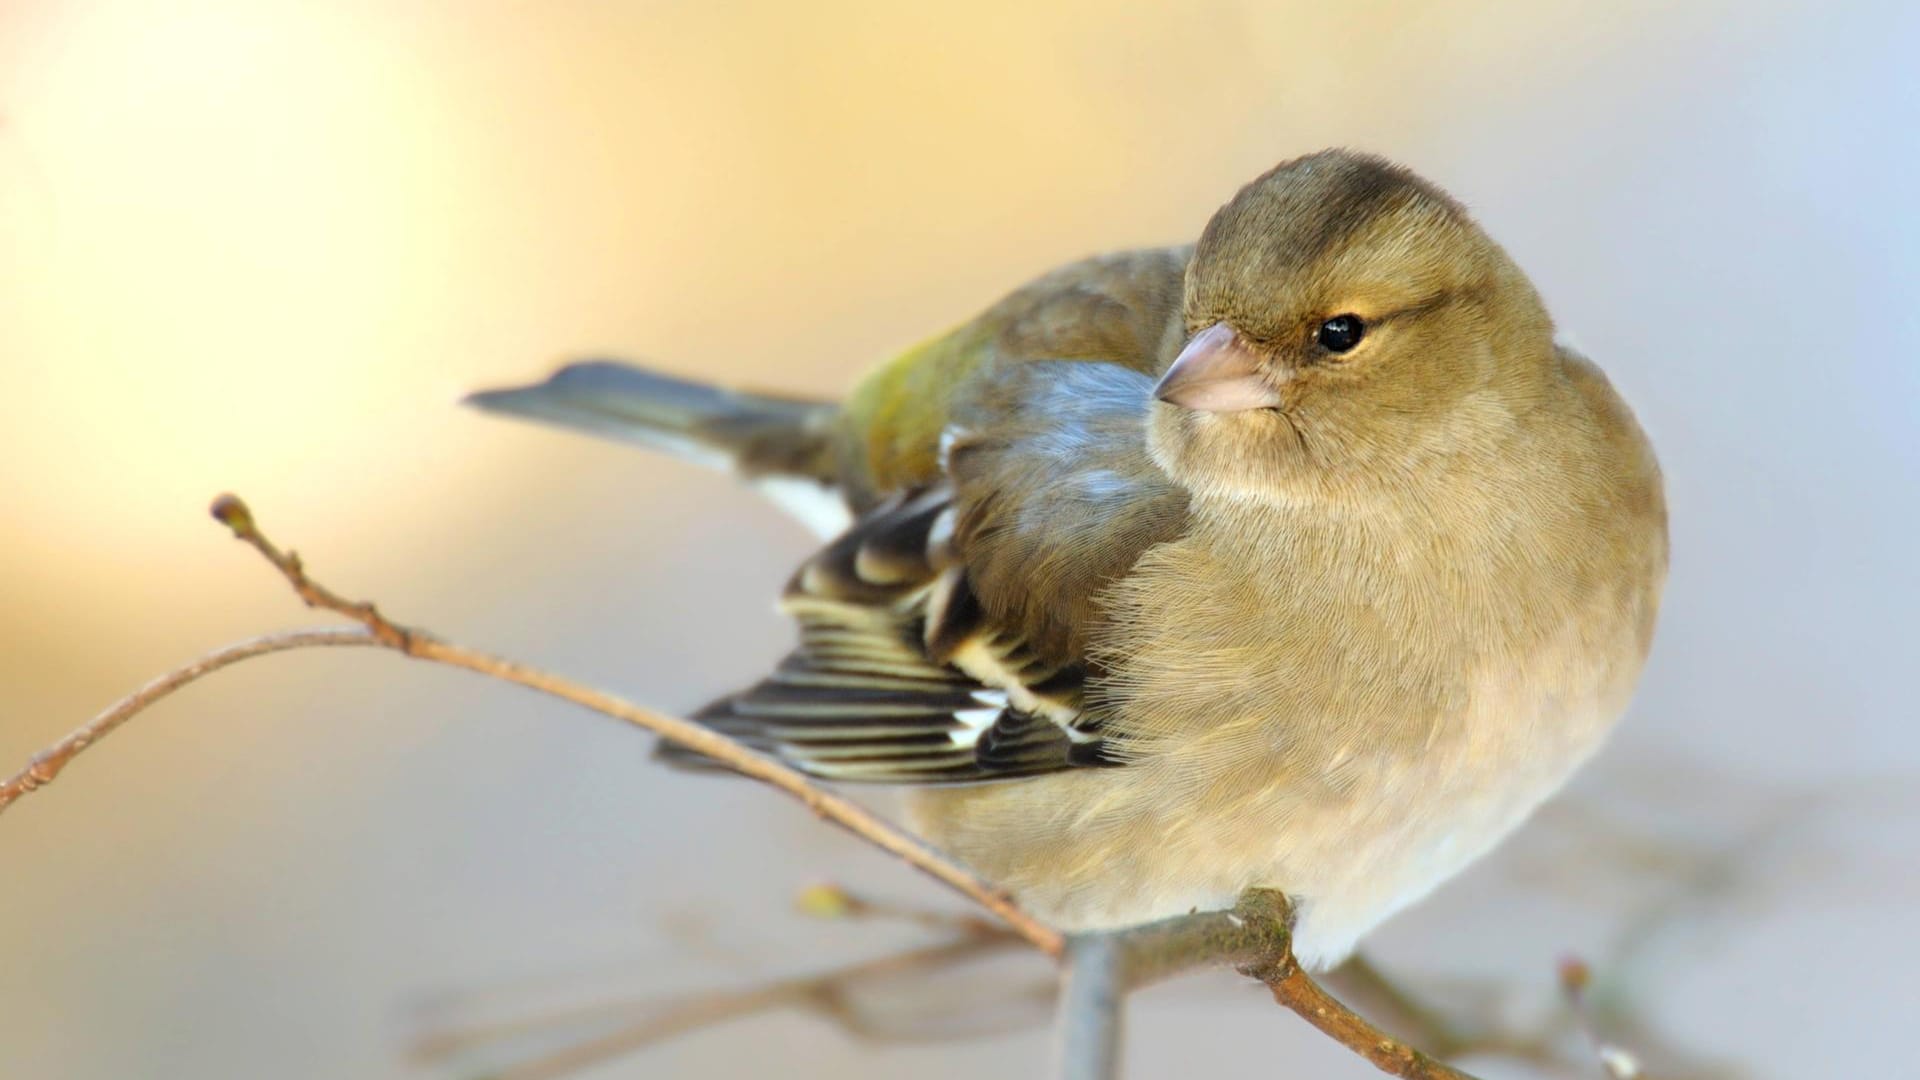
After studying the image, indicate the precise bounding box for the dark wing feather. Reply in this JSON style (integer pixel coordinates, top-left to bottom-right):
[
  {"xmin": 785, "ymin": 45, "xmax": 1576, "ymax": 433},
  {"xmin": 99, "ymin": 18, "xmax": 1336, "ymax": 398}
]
[{"xmin": 662, "ymin": 489, "xmax": 1093, "ymax": 781}]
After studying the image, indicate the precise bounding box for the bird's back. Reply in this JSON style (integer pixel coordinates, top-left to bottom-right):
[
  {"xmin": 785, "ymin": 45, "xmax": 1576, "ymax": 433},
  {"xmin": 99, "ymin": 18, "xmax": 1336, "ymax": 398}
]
[{"xmin": 829, "ymin": 247, "xmax": 1191, "ymax": 508}]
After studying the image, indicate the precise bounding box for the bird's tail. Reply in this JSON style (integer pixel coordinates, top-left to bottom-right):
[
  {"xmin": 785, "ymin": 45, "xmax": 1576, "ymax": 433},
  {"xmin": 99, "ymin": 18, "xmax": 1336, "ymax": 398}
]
[{"xmin": 465, "ymin": 360, "xmax": 841, "ymax": 486}]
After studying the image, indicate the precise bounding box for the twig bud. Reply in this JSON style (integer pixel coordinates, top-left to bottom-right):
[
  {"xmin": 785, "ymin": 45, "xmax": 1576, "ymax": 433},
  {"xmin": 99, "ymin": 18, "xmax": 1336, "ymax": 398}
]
[
  {"xmin": 1557, "ymin": 954, "xmax": 1592, "ymax": 999},
  {"xmin": 794, "ymin": 882, "xmax": 859, "ymax": 919},
  {"xmin": 209, "ymin": 493, "xmax": 256, "ymax": 537}
]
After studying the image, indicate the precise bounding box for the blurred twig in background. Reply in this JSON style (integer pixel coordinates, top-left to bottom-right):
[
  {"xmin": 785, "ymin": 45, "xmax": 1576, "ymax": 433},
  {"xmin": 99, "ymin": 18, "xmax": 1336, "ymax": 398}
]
[
  {"xmin": 410, "ymin": 883, "xmax": 1056, "ymax": 1077},
  {"xmin": 410, "ymin": 928, "xmax": 1026, "ymax": 1080}
]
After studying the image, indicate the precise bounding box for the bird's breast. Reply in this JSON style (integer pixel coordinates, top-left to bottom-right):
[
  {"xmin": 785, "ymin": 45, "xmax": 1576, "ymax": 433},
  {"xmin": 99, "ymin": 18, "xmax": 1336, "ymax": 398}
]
[{"xmin": 911, "ymin": 481, "xmax": 1662, "ymax": 968}]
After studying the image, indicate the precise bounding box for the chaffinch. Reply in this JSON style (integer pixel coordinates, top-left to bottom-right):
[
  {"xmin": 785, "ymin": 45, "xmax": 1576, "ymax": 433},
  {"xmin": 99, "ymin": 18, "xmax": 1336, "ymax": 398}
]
[{"xmin": 469, "ymin": 149, "xmax": 1668, "ymax": 970}]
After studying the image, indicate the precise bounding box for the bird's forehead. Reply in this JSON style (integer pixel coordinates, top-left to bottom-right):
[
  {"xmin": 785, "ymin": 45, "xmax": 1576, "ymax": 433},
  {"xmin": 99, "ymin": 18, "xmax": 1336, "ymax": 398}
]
[{"xmin": 1186, "ymin": 154, "xmax": 1465, "ymax": 324}]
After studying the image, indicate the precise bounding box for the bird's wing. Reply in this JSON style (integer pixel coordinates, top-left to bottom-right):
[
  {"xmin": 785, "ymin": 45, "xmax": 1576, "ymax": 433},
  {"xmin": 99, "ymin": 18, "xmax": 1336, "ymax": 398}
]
[{"xmin": 668, "ymin": 252, "xmax": 1194, "ymax": 784}]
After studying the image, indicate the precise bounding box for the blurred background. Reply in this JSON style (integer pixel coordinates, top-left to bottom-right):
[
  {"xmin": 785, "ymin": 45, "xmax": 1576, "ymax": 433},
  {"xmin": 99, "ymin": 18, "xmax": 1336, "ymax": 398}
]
[{"xmin": 3, "ymin": 1, "xmax": 1916, "ymax": 1076}]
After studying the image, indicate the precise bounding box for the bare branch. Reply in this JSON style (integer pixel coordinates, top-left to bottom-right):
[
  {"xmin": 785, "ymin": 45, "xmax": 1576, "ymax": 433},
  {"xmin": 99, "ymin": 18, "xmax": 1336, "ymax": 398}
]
[
  {"xmin": 1265, "ymin": 967, "xmax": 1480, "ymax": 1080},
  {"xmin": 0, "ymin": 628, "xmax": 379, "ymax": 814},
  {"xmin": 200, "ymin": 494, "xmax": 1066, "ymax": 955},
  {"xmin": 1047, "ymin": 891, "xmax": 1484, "ymax": 1080}
]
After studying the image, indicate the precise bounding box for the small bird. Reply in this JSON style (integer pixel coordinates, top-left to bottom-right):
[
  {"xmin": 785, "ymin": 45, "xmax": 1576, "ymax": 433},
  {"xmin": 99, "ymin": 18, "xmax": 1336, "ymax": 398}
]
[{"xmin": 469, "ymin": 150, "xmax": 1667, "ymax": 970}]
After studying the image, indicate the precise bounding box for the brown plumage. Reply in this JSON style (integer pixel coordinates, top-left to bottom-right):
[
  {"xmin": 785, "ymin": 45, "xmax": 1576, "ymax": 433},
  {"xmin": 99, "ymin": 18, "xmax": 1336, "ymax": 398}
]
[{"xmin": 469, "ymin": 149, "xmax": 1668, "ymax": 968}]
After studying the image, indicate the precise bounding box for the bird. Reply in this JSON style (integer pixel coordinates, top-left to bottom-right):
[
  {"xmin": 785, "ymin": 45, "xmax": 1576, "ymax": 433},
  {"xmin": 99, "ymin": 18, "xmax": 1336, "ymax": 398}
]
[{"xmin": 467, "ymin": 149, "xmax": 1668, "ymax": 971}]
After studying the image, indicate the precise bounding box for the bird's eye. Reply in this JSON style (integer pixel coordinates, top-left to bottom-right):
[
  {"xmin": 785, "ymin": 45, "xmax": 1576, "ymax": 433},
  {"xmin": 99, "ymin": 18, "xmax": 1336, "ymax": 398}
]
[{"xmin": 1315, "ymin": 314, "xmax": 1366, "ymax": 354}]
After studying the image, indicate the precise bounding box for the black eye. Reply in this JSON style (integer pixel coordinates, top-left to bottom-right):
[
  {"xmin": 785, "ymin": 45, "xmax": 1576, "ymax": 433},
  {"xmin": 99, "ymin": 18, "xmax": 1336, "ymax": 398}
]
[{"xmin": 1315, "ymin": 314, "xmax": 1366, "ymax": 354}]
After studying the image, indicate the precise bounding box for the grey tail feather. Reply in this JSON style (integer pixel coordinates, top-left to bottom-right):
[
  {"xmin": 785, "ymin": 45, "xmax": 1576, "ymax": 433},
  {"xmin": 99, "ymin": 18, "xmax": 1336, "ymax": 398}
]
[{"xmin": 464, "ymin": 360, "xmax": 840, "ymax": 483}]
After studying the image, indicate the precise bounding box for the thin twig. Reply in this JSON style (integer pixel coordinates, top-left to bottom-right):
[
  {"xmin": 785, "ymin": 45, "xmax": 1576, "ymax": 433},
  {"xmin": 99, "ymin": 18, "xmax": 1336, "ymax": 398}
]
[
  {"xmin": 203, "ymin": 494, "xmax": 1063, "ymax": 956},
  {"xmin": 1053, "ymin": 890, "xmax": 1479, "ymax": 1080},
  {"xmin": 4, "ymin": 496, "xmax": 1056, "ymax": 953},
  {"xmin": 0, "ymin": 628, "xmax": 378, "ymax": 814},
  {"xmin": 414, "ymin": 931, "xmax": 1022, "ymax": 1079},
  {"xmin": 1040, "ymin": 890, "xmax": 1483, "ymax": 1080},
  {"xmin": 1265, "ymin": 968, "xmax": 1479, "ymax": 1080}
]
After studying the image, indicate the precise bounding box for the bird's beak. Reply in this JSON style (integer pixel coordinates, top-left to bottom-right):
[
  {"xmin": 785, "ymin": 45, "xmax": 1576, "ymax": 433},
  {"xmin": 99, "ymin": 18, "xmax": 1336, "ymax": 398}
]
[{"xmin": 1153, "ymin": 323, "xmax": 1285, "ymax": 413}]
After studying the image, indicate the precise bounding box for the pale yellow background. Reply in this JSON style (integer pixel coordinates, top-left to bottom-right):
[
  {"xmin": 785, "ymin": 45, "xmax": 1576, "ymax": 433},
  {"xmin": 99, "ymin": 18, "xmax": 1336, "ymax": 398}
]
[{"xmin": 3, "ymin": 1, "xmax": 1915, "ymax": 1077}]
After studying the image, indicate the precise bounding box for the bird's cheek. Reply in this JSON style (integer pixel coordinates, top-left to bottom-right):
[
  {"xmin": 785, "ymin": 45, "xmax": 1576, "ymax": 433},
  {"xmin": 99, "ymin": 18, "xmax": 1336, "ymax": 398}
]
[{"xmin": 1144, "ymin": 401, "xmax": 1193, "ymax": 469}]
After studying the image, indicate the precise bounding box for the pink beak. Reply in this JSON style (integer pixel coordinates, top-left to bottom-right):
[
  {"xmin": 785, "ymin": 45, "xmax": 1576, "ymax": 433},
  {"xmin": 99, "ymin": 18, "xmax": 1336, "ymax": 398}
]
[{"xmin": 1153, "ymin": 323, "xmax": 1285, "ymax": 413}]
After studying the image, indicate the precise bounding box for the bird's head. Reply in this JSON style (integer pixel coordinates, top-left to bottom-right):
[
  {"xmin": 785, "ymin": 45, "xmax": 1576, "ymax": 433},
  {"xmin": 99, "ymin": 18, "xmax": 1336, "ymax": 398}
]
[{"xmin": 1149, "ymin": 149, "xmax": 1557, "ymax": 507}]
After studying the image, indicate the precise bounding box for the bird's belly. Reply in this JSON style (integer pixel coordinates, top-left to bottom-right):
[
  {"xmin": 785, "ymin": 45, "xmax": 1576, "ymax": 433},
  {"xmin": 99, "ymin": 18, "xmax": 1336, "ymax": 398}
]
[{"xmin": 906, "ymin": 628, "xmax": 1636, "ymax": 970}]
